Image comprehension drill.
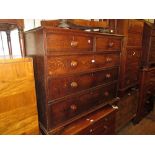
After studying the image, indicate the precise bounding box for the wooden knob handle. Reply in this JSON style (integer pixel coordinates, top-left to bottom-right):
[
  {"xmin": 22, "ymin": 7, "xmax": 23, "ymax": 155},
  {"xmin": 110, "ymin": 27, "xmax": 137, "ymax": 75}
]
[
  {"xmin": 106, "ymin": 73, "xmax": 111, "ymax": 78},
  {"xmin": 71, "ymin": 81, "xmax": 78, "ymax": 88},
  {"xmin": 104, "ymin": 125, "xmax": 108, "ymax": 130},
  {"xmin": 71, "ymin": 41, "xmax": 78, "ymax": 47},
  {"xmin": 91, "ymin": 59, "xmax": 95, "ymax": 63},
  {"xmin": 88, "ymin": 40, "xmax": 91, "ymax": 44},
  {"xmin": 109, "ymin": 42, "xmax": 114, "ymax": 47},
  {"xmin": 71, "ymin": 61, "xmax": 78, "ymax": 67},
  {"xmin": 106, "ymin": 57, "xmax": 112, "ymax": 62},
  {"xmin": 104, "ymin": 91, "xmax": 109, "ymax": 96},
  {"xmin": 104, "ymin": 118, "xmax": 108, "ymax": 121},
  {"xmin": 89, "ymin": 129, "xmax": 93, "ymax": 133},
  {"xmin": 70, "ymin": 104, "xmax": 77, "ymax": 111},
  {"xmin": 147, "ymin": 91, "xmax": 151, "ymax": 95}
]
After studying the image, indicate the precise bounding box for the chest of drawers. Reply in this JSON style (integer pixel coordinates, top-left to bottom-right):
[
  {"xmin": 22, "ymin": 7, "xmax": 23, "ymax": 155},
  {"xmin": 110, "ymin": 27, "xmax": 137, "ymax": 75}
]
[
  {"xmin": 116, "ymin": 19, "xmax": 144, "ymax": 95},
  {"xmin": 134, "ymin": 67, "xmax": 155, "ymax": 123},
  {"xmin": 25, "ymin": 27, "xmax": 123, "ymax": 134},
  {"xmin": 142, "ymin": 22, "xmax": 155, "ymax": 67}
]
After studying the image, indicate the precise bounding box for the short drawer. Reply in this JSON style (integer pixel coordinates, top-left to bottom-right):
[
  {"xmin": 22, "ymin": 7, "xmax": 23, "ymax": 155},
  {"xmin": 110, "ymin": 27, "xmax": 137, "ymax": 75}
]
[
  {"xmin": 126, "ymin": 48, "xmax": 140, "ymax": 63},
  {"xmin": 47, "ymin": 67, "xmax": 119, "ymax": 101},
  {"xmin": 78, "ymin": 110, "xmax": 115, "ymax": 135},
  {"xmin": 128, "ymin": 20, "xmax": 144, "ymax": 34},
  {"xmin": 47, "ymin": 53, "xmax": 120, "ymax": 76},
  {"xmin": 124, "ymin": 74, "xmax": 138, "ymax": 88},
  {"xmin": 46, "ymin": 33, "xmax": 93, "ymax": 53},
  {"xmin": 96, "ymin": 36, "xmax": 121, "ymax": 52},
  {"xmin": 127, "ymin": 33, "xmax": 142, "ymax": 46},
  {"xmin": 47, "ymin": 83, "xmax": 117, "ymax": 129}
]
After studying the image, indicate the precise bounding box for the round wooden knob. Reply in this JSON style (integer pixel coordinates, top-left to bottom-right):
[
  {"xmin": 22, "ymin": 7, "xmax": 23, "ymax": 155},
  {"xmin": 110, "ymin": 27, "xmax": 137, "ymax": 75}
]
[
  {"xmin": 104, "ymin": 125, "xmax": 108, "ymax": 130},
  {"xmin": 104, "ymin": 118, "xmax": 108, "ymax": 121},
  {"xmin": 70, "ymin": 104, "xmax": 77, "ymax": 111},
  {"xmin": 71, "ymin": 81, "xmax": 78, "ymax": 88},
  {"xmin": 88, "ymin": 40, "xmax": 91, "ymax": 44},
  {"xmin": 71, "ymin": 41, "xmax": 78, "ymax": 47},
  {"xmin": 147, "ymin": 91, "xmax": 151, "ymax": 95},
  {"xmin": 106, "ymin": 73, "xmax": 111, "ymax": 78},
  {"xmin": 109, "ymin": 42, "xmax": 114, "ymax": 47},
  {"xmin": 71, "ymin": 61, "xmax": 78, "ymax": 67},
  {"xmin": 104, "ymin": 91, "xmax": 109, "ymax": 96},
  {"xmin": 106, "ymin": 57, "xmax": 112, "ymax": 62},
  {"xmin": 91, "ymin": 59, "xmax": 95, "ymax": 63},
  {"xmin": 89, "ymin": 129, "xmax": 93, "ymax": 133}
]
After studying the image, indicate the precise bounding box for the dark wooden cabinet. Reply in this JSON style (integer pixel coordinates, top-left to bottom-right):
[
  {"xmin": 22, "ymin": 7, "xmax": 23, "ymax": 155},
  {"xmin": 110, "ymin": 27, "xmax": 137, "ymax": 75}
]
[
  {"xmin": 116, "ymin": 19, "xmax": 144, "ymax": 95},
  {"xmin": 134, "ymin": 67, "xmax": 155, "ymax": 123},
  {"xmin": 115, "ymin": 89, "xmax": 139, "ymax": 132},
  {"xmin": 25, "ymin": 26, "xmax": 123, "ymax": 134},
  {"xmin": 142, "ymin": 22, "xmax": 155, "ymax": 67}
]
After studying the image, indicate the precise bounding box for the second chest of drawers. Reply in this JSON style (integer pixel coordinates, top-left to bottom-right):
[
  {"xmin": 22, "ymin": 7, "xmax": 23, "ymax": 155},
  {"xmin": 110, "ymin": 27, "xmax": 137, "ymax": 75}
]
[{"xmin": 25, "ymin": 27, "xmax": 123, "ymax": 134}]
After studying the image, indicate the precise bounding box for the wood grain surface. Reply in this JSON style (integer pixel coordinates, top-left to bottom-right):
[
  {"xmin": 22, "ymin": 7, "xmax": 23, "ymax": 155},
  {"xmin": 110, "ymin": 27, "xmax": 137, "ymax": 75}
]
[{"xmin": 0, "ymin": 58, "xmax": 39, "ymax": 134}]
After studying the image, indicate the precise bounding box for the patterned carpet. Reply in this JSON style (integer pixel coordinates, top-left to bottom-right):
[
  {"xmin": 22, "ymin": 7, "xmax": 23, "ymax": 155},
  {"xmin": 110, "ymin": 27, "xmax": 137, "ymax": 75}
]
[{"xmin": 118, "ymin": 107, "xmax": 155, "ymax": 135}]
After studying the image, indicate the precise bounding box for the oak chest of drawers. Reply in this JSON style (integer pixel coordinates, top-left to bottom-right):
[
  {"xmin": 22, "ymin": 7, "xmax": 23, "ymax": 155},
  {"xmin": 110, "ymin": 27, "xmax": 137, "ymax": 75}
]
[
  {"xmin": 135, "ymin": 67, "xmax": 155, "ymax": 122},
  {"xmin": 116, "ymin": 19, "xmax": 144, "ymax": 94},
  {"xmin": 25, "ymin": 27, "xmax": 123, "ymax": 134}
]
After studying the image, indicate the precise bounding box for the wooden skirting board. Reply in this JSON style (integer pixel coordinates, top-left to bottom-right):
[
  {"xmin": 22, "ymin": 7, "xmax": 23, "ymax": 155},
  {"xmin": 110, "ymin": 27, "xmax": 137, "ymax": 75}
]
[{"xmin": 0, "ymin": 57, "xmax": 39, "ymax": 134}]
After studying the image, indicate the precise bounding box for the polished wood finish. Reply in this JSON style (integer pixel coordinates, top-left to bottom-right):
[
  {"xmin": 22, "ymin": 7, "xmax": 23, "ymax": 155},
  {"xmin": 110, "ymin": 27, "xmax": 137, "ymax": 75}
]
[
  {"xmin": 116, "ymin": 19, "xmax": 144, "ymax": 95},
  {"xmin": 41, "ymin": 19, "xmax": 109, "ymax": 29},
  {"xmin": 134, "ymin": 67, "xmax": 155, "ymax": 123},
  {"xmin": 47, "ymin": 67, "xmax": 118, "ymax": 100},
  {"xmin": 115, "ymin": 89, "xmax": 139, "ymax": 132},
  {"xmin": 25, "ymin": 26, "xmax": 123, "ymax": 134},
  {"xmin": 48, "ymin": 104, "xmax": 116, "ymax": 135},
  {"xmin": 0, "ymin": 58, "xmax": 39, "ymax": 134},
  {"xmin": 142, "ymin": 21, "xmax": 155, "ymax": 67}
]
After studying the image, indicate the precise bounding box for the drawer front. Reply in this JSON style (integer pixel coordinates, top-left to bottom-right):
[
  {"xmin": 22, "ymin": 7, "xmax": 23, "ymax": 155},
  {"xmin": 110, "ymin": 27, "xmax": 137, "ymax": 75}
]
[
  {"xmin": 47, "ymin": 68, "xmax": 119, "ymax": 101},
  {"xmin": 124, "ymin": 73, "xmax": 138, "ymax": 88},
  {"xmin": 127, "ymin": 33, "xmax": 142, "ymax": 46},
  {"xmin": 46, "ymin": 33, "xmax": 93, "ymax": 52},
  {"xmin": 116, "ymin": 91, "xmax": 138, "ymax": 131},
  {"xmin": 47, "ymin": 54, "xmax": 93, "ymax": 76},
  {"xmin": 48, "ymin": 83, "xmax": 117, "ymax": 129},
  {"xmin": 47, "ymin": 54, "xmax": 120, "ymax": 76},
  {"xmin": 96, "ymin": 36, "xmax": 121, "ymax": 52},
  {"xmin": 125, "ymin": 63, "xmax": 139, "ymax": 74},
  {"xmin": 126, "ymin": 48, "xmax": 140, "ymax": 63},
  {"xmin": 78, "ymin": 111, "xmax": 115, "ymax": 135},
  {"xmin": 128, "ymin": 20, "xmax": 144, "ymax": 34},
  {"xmin": 93, "ymin": 53, "xmax": 120, "ymax": 69}
]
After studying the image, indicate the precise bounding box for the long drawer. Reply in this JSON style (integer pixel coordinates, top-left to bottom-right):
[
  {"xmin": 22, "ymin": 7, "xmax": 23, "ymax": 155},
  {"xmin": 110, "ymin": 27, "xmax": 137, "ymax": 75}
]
[
  {"xmin": 46, "ymin": 33, "xmax": 93, "ymax": 52},
  {"xmin": 47, "ymin": 53, "xmax": 120, "ymax": 76},
  {"xmin": 47, "ymin": 67, "xmax": 119, "ymax": 101},
  {"xmin": 47, "ymin": 82, "xmax": 117, "ymax": 129},
  {"xmin": 96, "ymin": 36, "xmax": 121, "ymax": 52},
  {"xmin": 51, "ymin": 104, "xmax": 116, "ymax": 135}
]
